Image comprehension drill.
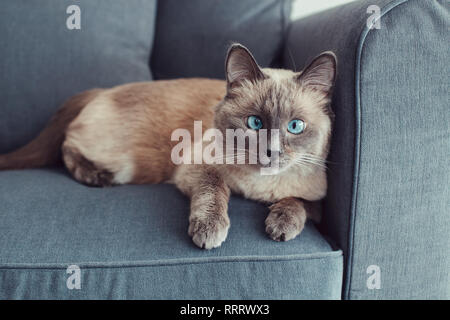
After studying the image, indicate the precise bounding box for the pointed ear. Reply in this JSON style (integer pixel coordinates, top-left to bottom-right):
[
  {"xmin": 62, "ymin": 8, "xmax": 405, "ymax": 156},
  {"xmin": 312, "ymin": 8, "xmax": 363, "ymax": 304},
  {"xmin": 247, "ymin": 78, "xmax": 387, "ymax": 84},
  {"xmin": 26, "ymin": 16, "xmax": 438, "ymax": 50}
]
[
  {"xmin": 225, "ymin": 44, "xmax": 265, "ymax": 90},
  {"xmin": 297, "ymin": 51, "xmax": 337, "ymax": 95}
]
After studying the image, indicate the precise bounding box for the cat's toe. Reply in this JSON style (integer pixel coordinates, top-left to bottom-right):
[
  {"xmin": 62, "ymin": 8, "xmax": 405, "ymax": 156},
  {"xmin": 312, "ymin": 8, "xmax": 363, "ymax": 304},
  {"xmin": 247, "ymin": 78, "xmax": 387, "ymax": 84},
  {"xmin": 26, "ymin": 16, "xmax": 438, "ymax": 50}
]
[
  {"xmin": 188, "ymin": 215, "xmax": 230, "ymax": 249},
  {"xmin": 265, "ymin": 209, "xmax": 305, "ymax": 242}
]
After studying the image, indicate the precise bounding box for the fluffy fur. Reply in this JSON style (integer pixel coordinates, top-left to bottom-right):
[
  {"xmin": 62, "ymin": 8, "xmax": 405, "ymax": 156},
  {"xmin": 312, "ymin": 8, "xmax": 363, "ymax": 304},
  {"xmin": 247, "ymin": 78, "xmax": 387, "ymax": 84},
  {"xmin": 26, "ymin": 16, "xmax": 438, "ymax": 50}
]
[{"xmin": 0, "ymin": 44, "xmax": 337, "ymax": 249}]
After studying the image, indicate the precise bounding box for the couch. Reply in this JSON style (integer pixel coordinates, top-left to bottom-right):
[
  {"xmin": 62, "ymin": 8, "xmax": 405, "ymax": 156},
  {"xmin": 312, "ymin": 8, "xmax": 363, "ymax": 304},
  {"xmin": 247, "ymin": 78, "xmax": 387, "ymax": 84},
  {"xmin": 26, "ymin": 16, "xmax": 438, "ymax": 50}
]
[{"xmin": 0, "ymin": 0, "xmax": 448, "ymax": 299}]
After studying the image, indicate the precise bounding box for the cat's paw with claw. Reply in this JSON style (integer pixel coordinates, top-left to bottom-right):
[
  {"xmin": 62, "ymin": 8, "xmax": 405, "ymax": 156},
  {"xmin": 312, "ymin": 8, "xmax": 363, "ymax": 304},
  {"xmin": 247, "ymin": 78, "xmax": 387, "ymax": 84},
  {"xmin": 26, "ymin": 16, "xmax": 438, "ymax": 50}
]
[
  {"xmin": 265, "ymin": 200, "xmax": 306, "ymax": 242},
  {"xmin": 188, "ymin": 214, "xmax": 230, "ymax": 249}
]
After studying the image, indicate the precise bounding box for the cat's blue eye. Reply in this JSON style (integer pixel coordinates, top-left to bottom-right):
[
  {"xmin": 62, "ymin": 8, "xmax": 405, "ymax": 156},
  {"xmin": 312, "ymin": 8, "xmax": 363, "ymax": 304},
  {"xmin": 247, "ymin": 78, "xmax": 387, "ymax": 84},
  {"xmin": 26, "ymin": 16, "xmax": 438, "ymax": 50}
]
[
  {"xmin": 247, "ymin": 115, "xmax": 263, "ymax": 130},
  {"xmin": 287, "ymin": 119, "xmax": 305, "ymax": 134}
]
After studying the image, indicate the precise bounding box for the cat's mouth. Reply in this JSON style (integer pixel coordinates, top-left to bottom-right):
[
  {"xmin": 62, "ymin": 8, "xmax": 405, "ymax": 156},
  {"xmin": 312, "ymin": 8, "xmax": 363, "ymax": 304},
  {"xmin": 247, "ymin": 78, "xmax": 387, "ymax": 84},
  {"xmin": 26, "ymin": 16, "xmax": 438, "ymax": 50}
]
[
  {"xmin": 225, "ymin": 148, "xmax": 294, "ymax": 173},
  {"xmin": 257, "ymin": 154, "xmax": 292, "ymax": 172}
]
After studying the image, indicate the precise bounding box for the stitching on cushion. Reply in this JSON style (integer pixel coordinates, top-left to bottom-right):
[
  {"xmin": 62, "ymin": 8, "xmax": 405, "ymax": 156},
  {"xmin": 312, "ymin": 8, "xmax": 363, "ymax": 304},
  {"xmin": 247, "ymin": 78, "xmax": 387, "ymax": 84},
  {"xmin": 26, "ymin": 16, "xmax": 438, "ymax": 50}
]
[{"xmin": 0, "ymin": 250, "xmax": 343, "ymax": 270}]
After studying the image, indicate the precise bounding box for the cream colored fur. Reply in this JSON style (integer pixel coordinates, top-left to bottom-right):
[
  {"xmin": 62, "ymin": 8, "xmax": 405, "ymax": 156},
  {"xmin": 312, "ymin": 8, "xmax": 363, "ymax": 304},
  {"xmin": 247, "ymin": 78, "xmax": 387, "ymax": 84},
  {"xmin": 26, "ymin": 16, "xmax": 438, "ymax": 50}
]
[{"xmin": 1, "ymin": 44, "xmax": 336, "ymax": 249}]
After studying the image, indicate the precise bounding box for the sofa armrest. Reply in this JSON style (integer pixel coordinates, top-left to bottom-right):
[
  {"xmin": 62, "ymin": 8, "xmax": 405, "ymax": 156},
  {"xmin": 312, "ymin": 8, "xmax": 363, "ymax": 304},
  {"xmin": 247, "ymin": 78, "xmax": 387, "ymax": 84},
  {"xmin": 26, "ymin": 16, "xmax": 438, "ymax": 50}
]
[{"xmin": 283, "ymin": 0, "xmax": 449, "ymax": 299}]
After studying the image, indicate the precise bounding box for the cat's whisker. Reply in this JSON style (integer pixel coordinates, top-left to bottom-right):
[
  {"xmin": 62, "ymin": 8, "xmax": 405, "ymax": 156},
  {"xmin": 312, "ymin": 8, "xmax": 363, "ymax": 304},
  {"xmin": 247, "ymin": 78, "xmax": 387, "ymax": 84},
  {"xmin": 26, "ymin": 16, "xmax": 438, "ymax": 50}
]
[
  {"xmin": 301, "ymin": 153, "xmax": 339, "ymax": 165},
  {"xmin": 301, "ymin": 157, "xmax": 327, "ymax": 166},
  {"xmin": 211, "ymin": 154, "xmax": 246, "ymax": 161},
  {"xmin": 208, "ymin": 152, "xmax": 249, "ymax": 163},
  {"xmin": 233, "ymin": 148, "xmax": 259, "ymax": 157},
  {"xmin": 299, "ymin": 156, "xmax": 327, "ymax": 164},
  {"xmin": 293, "ymin": 156, "xmax": 328, "ymax": 170},
  {"xmin": 292, "ymin": 152, "xmax": 329, "ymax": 165}
]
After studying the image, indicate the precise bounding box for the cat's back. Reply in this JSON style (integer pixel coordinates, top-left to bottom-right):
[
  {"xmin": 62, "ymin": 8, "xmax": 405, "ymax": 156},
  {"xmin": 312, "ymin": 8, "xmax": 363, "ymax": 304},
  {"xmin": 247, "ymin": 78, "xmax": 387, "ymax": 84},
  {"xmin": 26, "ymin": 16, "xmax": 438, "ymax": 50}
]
[
  {"xmin": 64, "ymin": 78, "xmax": 226, "ymax": 184},
  {"xmin": 68, "ymin": 78, "xmax": 226, "ymax": 140},
  {"xmin": 109, "ymin": 78, "xmax": 226, "ymax": 114}
]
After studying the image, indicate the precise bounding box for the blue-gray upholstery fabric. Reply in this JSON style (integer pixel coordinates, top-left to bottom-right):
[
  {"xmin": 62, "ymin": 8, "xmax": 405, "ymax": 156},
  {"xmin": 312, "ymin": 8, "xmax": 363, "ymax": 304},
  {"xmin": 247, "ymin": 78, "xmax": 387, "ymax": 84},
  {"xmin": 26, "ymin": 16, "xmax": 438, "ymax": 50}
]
[
  {"xmin": 151, "ymin": 0, "xmax": 292, "ymax": 79},
  {"xmin": 284, "ymin": 0, "xmax": 449, "ymax": 299},
  {"xmin": 0, "ymin": 169, "xmax": 343, "ymax": 299},
  {"xmin": 0, "ymin": 0, "xmax": 157, "ymax": 154}
]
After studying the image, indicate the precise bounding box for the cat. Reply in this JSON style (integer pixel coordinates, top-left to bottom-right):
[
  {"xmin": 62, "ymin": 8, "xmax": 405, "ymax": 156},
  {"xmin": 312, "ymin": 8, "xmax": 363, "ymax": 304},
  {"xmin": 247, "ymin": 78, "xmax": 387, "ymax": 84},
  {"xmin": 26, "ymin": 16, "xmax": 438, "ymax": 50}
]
[{"xmin": 0, "ymin": 44, "xmax": 337, "ymax": 249}]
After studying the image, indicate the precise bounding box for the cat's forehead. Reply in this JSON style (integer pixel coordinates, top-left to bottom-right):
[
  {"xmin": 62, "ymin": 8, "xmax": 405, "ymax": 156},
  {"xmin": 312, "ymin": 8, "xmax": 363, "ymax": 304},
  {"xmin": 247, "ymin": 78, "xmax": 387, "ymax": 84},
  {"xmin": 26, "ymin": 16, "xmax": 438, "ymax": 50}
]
[
  {"xmin": 261, "ymin": 68, "xmax": 297, "ymax": 81},
  {"xmin": 256, "ymin": 69, "xmax": 305, "ymax": 114},
  {"xmin": 226, "ymin": 68, "xmax": 328, "ymax": 119}
]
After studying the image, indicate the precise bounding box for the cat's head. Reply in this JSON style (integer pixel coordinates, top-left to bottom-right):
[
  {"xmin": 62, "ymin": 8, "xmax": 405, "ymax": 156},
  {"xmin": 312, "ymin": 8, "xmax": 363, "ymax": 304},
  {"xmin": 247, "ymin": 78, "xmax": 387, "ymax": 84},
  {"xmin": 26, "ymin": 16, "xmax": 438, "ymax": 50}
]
[{"xmin": 214, "ymin": 43, "xmax": 336, "ymax": 174}]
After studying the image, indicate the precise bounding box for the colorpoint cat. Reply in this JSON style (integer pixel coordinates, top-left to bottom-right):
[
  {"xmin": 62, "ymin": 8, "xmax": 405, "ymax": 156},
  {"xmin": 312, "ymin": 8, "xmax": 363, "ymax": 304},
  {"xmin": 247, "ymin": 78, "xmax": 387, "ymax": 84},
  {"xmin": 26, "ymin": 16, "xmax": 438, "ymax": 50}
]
[{"xmin": 0, "ymin": 44, "xmax": 337, "ymax": 249}]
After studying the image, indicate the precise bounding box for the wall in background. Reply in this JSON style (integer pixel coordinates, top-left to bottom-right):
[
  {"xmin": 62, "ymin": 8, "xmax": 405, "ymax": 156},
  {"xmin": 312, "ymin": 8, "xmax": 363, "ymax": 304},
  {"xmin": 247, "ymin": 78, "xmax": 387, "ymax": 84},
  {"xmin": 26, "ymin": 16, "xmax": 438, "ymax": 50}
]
[{"xmin": 291, "ymin": 0, "xmax": 357, "ymax": 20}]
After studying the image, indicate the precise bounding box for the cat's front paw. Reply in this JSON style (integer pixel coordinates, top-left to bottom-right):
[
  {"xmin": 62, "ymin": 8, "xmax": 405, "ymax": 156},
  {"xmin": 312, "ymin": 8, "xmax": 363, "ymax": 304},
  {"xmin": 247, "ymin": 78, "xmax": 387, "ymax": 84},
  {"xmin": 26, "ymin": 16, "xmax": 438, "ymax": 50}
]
[
  {"xmin": 188, "ymin": 214, "xmax": 230, "ymax": 249},
  {"xmin": 265, "ymin": 200, "xmax": 306, "ymax": 242}
]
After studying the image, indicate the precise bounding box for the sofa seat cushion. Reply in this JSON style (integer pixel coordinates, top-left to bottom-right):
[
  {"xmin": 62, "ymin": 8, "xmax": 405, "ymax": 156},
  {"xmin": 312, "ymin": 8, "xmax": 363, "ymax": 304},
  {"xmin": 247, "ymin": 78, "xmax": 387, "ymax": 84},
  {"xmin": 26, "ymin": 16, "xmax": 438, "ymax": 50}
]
[{"xmin": 0, "ymin": 168, "xmax": 343, "ymax": 299}]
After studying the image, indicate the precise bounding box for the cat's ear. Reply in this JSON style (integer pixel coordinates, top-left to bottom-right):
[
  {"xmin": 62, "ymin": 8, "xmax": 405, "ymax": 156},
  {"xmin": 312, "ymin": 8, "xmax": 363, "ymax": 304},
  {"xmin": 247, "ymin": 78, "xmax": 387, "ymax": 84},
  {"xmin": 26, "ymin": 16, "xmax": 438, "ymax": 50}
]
[
  {"xmin": 225, "ymin": 44, "xmax": 265, "ymax": 90},
  {"xmin": 297, "ymin": 51, "xmax": 337, "ymax": 95}
]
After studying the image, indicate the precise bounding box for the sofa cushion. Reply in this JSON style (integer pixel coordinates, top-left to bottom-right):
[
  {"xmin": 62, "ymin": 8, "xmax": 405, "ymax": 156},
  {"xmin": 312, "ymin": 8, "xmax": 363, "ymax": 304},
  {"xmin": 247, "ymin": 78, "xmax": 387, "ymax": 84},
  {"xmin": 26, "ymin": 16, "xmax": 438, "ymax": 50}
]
[
  {"xmin": 0, "ymin": 168, "xmax": 343, "ymax": 299},
  {"xmin": 151, "ymin": 0, "xmax": 292, "ymax": 79},
  {"xmin": 0, "ymin": 0, "xmax": 157, "ymax": 154}
]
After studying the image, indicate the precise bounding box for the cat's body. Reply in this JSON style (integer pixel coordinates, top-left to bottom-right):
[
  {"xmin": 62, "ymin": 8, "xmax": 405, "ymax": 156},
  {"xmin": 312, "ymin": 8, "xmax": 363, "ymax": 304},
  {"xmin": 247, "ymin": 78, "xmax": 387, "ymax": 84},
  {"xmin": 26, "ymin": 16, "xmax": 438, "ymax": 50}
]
[
  {"xmin": 63, "ymin": 79, "xmax": 225, "ymax": 186},
  {"xmin": 0, "ymin": 44, "xmax": 336, "ymax": 249}
]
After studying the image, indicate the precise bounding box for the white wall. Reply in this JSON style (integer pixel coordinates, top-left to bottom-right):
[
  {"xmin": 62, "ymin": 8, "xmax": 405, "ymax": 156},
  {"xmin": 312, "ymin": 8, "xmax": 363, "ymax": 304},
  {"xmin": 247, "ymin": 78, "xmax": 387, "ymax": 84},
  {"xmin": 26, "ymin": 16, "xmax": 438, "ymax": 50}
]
[{"xmin": 291, "ymin": 0, "xmax": 357, "ymax": 20}]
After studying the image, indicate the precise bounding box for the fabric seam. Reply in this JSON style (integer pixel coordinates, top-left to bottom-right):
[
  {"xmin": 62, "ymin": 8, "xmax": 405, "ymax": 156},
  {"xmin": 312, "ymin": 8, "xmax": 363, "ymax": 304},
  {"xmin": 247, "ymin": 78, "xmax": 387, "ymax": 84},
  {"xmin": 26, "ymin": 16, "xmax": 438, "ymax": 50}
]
[{"xmin": 0, "ymin": 250, "xmax": 343, "ymax": 270}]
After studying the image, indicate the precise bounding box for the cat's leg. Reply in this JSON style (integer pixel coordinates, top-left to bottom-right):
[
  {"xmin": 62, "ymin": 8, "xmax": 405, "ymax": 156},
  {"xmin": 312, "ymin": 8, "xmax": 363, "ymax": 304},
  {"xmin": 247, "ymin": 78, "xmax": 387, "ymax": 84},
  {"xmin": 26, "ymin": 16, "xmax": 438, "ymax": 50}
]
[
  {"xmin": 174, "ymin": 165, "xmax": 230, "ymax": 249},
  {"xmin": 265, "ymin": 198, "xmax": 321, "ymax": 241},
  {"xmin": 62, "ymin": 144, "xmax": 115, "ymax": 187}
]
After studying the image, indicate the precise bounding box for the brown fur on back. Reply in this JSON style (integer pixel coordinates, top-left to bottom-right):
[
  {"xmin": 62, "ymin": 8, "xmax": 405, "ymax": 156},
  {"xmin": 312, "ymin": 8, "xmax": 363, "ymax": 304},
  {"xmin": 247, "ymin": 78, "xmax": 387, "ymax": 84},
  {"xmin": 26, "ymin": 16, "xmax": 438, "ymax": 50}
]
[
  {"xmin": 62, "ymin": 79, "xmax": 226, "ymax": 185},
  {"xmin": 122, "ymin": 79, "xmax": 226, "ymax": 183},
  {"xmin": 0, "ymin": 43, "xmax": 336, "ymax": 249}
]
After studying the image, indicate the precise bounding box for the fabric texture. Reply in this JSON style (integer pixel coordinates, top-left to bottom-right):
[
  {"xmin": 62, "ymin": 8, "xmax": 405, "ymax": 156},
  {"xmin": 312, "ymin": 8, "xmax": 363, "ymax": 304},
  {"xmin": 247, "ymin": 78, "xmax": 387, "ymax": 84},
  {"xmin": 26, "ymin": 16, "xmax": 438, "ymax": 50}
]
[
  {"xmin": 0, "ymin": 169, "xmax": 343, "ymax": 299},
  {"xmin": 0, "ymin": 0, "xmax": 157, "ymax": 153},
  {"xmin": 151, "ymin": 0, "xmax": 292, "ymax": 79},
  {"xmin": 2, "ymin": 0, "xmax": 447, "ymax": 301},
  {"xmin": 284, "ymin": 0, "xmax": 450, "ymax": 299}
]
